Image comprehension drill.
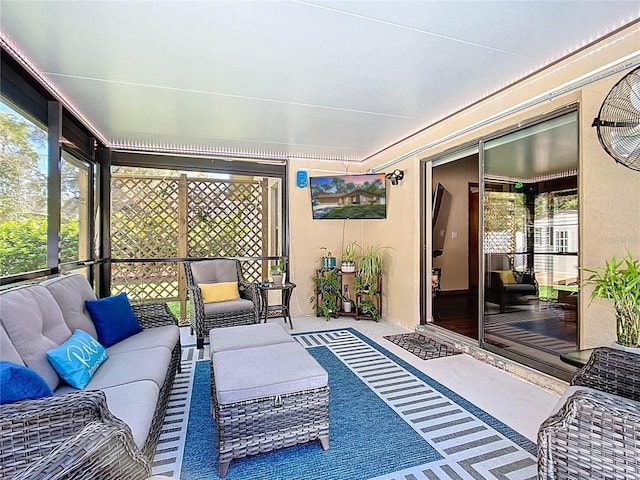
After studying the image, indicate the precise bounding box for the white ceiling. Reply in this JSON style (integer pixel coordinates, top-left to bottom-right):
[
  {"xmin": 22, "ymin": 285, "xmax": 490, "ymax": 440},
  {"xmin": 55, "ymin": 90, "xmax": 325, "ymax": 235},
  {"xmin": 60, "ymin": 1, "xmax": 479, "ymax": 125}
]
[{"xmin": 1, "ymin": 1, "xmax": 639, "ymax": 162}]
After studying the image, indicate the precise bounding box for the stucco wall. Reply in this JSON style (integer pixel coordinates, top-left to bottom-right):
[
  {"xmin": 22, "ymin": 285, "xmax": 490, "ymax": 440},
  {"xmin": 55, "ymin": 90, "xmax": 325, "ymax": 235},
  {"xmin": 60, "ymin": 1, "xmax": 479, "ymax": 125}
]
[{"xmin": 288, "ymin": 24, "xmax": 640, "ymax": 340}]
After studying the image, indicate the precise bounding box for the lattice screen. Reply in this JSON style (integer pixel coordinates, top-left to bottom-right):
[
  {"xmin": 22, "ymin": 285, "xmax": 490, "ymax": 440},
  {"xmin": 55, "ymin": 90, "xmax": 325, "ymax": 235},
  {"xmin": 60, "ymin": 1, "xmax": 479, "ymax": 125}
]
[
  {"xmin": 188, "ymin": 179, "xmax": 265, "ymax": 281},
  {"xmin": 111, "ymin": 176, "xmax": 180, "ymax": 302},
  {"xmin": 483, "ymin": 193, "xmax": 517, "ymax": 254},
  {"xmin": 111, "ymin": 175, "xmax": 266, "ymax": 307}
]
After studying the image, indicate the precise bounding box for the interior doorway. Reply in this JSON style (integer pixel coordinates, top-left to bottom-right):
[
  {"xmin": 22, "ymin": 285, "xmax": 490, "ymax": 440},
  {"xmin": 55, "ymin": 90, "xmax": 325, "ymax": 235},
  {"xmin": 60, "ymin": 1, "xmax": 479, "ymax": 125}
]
[{"xmin": 431, "ymin": 155, "xmax": 479, "ymax": 341}]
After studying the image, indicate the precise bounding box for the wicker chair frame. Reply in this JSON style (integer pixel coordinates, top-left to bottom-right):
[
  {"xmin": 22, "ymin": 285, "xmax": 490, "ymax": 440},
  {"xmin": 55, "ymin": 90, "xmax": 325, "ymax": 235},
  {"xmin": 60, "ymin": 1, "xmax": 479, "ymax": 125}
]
[
  {"xmin": 0, "ymin": 301, "xmax": 180, "ymax": 479},
  {"xmin": 183, "ymin": 259, "xmax": 260, "ymax": 348},
  {"xmin": 538, "ymin": 347, "xmax": 640, "ymax": 479},
  {"xmin": 209, "ymin": 361, "xmax": 330, "ymax": 478},
  {"xmin": 12, "ymin": 422, "xmax": 151, "ymax": 480}
]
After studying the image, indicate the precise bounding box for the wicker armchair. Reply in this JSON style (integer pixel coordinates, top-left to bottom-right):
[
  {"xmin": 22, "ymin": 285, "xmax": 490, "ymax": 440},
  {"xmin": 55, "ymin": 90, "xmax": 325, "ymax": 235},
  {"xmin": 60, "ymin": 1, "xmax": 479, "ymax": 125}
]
[
  {"xmin": 0, "ymin": 391, "xmax": 151, "ymax": 479},
  {"xmin": 11, "ymin": 421, "xmax": 151, "ymax": 480},
  {"xmin": 183, "ymin": 258, "xmax": 260, "ymax": 348},
  {"xmin": 538, "ymin": 348, "xmax": 640, "ymax": 479}
]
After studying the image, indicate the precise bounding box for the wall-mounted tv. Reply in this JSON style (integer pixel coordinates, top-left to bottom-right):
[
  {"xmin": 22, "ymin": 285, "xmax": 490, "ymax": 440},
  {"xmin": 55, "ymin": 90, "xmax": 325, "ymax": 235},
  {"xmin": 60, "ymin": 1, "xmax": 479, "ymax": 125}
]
[
  {"xmin": 432, "ymin": 182, "xmax": 451, "ymax": 257},
  {"xmin": 309, "ymin": 173, "xmax": 387, "ymax": 219}
]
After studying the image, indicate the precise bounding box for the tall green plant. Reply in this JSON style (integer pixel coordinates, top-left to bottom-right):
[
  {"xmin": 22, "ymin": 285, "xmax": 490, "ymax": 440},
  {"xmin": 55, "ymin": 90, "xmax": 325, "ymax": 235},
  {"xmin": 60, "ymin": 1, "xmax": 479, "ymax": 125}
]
[{"xmin": 583, "ymin": 252, "xmax": 640, "ymax": 347}]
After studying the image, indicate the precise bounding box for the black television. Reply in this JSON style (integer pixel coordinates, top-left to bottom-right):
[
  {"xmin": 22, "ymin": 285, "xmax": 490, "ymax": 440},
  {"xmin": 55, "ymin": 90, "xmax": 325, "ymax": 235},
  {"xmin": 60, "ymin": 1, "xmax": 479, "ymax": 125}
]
[
  {"xmin": 309, "ymin": 173, "xmax": 387, "ymax": 219},
  {"xmin": 432, "ymin": 182, "xmax": 451, "ymax": 257}
]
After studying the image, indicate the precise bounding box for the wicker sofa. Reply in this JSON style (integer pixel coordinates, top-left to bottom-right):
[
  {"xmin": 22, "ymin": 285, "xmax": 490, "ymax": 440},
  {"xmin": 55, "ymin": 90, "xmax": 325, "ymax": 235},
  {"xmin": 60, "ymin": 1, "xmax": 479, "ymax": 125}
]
[
  {"xmin": 0, "ymin": 274, "xmax": 181, "ymax": 479},
  {"xmin": 538, "ymin": 347, "xmax": 640, "ymax": 479}
]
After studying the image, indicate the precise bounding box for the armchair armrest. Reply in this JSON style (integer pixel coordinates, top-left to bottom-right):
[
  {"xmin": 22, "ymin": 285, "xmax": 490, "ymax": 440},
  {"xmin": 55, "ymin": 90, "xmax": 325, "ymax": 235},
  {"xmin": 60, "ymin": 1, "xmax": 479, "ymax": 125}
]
[
  {"xmin": 132, "ymin": 301, "xmax": 179, "ymax": 329},
  {"xmin": 12, "ymin": 422, "xmax": 151, "ymax": 480},
  {"xmin": 538, "ymin": 389, "xmax": 640, "ymax": 479},
  {"xmin": 239, "ymin": 279, "xmax": 260, "ymax": 311},
  {"xmin": 0, "ymin": 391, "xmax": 130, "ymax": 478},
  {"xmin": 571, "ymin": 347, "xmax": 640, "ymax": 401}
]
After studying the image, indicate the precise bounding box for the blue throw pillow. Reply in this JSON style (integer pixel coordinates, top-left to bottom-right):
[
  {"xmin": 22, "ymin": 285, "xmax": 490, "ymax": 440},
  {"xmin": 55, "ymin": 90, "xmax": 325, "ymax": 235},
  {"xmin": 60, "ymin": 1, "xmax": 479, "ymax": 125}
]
[
  {"xmin": 85, "ymin": 292, "xmax": 142, "ymax": 348},
  {"xmin": 0, "ymin": 361, "xmax": 53, "ymax": 404},
  {"xmin": 47, "ymin": 329, "xmax": 109, "ymax": 389}
]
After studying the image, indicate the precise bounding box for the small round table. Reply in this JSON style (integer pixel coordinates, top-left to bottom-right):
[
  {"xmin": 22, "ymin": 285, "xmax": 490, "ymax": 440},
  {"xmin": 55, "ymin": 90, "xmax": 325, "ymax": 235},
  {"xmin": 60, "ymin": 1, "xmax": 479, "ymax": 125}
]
[{"xmin": 257, "ymin": 282, "xmax": 296, "ymax": 329}]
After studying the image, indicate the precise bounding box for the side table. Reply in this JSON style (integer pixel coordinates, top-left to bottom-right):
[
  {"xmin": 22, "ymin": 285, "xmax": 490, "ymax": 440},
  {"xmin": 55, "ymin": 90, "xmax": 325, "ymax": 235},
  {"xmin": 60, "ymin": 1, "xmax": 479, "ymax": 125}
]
[
  {"xmin": 257, "ymin": 282, "xmax": 296, "ymax": 329},
  {"xmin": 559, "ymin": 348, "xmax": 595, "ymax": 368}
]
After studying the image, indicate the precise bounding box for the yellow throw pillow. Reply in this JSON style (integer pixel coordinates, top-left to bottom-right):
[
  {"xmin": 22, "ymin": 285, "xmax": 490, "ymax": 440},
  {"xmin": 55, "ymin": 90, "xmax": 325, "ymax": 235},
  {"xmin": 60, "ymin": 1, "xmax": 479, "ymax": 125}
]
[
  {"xmin": 497, "ymin": 270, "xmax": 517, "ymax": 285},
  {"xmin": 198, "ymin": 282, "xmax": 240, "ymax": 303}
]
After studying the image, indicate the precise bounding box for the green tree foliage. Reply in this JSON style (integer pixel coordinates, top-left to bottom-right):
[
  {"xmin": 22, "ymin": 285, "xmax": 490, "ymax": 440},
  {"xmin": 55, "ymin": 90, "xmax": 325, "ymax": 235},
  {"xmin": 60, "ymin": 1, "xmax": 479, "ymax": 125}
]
[
  {"xmin": 0, "ymin": 111, "xmax": 47, "ymax": 222},
  {"xmin": 0, "ymin": 217, "xmax": 79, "ymax": 275}
]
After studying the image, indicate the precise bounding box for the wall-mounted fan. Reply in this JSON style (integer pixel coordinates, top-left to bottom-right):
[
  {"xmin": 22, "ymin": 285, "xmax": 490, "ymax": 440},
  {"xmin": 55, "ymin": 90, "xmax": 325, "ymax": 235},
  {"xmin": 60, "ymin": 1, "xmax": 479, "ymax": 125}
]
[{"xmin": 592, "ymin": 66, "xmax": 640, "ymax": 171}]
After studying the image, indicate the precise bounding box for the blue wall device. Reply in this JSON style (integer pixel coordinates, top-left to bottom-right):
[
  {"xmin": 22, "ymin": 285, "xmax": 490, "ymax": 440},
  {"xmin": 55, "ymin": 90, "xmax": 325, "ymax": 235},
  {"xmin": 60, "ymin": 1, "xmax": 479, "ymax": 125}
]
[{"xmin": 296, "ymin": 170, "xmax": 308, "ymax": 188}]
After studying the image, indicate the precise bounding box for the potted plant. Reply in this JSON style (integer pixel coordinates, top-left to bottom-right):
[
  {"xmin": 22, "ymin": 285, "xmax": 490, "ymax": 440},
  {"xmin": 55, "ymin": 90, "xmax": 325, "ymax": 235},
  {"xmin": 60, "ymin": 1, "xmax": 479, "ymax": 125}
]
[
  {"xmin": 357, "ymin": 245, "xmax": 385, "ymax": 290},
  {"xmin": 341, "ymin": 241, "xmax": 359, "ymax": 273},
  {"xmin": 319, "ymin": 247, "xmax": 336, "ymax": 270},
  {"xmin": 310, "ymin": 269, "xmax": 341, "ymax": 320},
  {"xmin": 270, "ymin": 258, "xmax": 286, "ymax": 285},
  {"xmin": 583, "ymin": 252, "xmax": 640, "ymax": 349},
  {"xmin": 342, "ymin": 284, "xmax": 353, "ymax": 313}
]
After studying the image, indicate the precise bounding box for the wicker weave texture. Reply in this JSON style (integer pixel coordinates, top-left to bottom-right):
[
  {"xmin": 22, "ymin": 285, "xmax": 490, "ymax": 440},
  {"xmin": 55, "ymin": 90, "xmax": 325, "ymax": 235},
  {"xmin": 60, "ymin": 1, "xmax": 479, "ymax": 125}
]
[
  {"xmin": 571, "ymin": 347, "xmax": 640, "ymax": 402},
  {"xmin": 12, "ymin": 422, "xmax": 151, "ymax": 480},
  {"xmin": 0, "ymin": 391, "xmax": 134, "ymax": 479},
  {"xmin": 183, "ymin": 259, "xmax": 260, "ymax": 348},
  {"xmin": 209, "ymin": 361, "xmax": 330, "ymax": 477},
  {"xmin": 538, "ymin": 389, "xmax": 640, "ymax": 479},
  {"xmin": 0, "ymin": 301, "xmax": 181, "ymax": 479}
]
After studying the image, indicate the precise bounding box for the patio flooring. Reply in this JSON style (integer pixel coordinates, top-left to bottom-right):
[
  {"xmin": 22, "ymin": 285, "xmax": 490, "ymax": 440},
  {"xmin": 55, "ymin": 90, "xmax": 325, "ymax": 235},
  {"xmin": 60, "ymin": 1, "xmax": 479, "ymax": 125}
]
[{"xmin": 180, "ymin": 315, "xmax": 561, "ymax": 443}]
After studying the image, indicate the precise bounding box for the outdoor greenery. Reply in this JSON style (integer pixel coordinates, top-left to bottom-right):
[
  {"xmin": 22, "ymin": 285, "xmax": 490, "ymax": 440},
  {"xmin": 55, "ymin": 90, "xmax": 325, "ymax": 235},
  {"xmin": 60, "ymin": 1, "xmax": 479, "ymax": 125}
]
[
  {"xmin": 310, "ymin": 269, "xmax": 342, "ymax": 320},
  {"xmin": 1, "ymin": 109, "xmax": 85, "ymax": 275},
  {"xmin": 583, "ymin": 252, "xmax": 640, "ymax": 347}
]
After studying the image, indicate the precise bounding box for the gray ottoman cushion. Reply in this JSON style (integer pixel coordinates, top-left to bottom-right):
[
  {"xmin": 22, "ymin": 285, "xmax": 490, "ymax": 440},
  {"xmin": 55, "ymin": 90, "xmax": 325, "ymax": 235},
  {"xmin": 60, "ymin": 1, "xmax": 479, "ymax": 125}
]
[
  {"xmin": 213, "ymin": 342, "xmax": 328, "ymax": 404},
  {"xmin": 210, "ymin": 323, "xmax": 295, "ymax": 355}
]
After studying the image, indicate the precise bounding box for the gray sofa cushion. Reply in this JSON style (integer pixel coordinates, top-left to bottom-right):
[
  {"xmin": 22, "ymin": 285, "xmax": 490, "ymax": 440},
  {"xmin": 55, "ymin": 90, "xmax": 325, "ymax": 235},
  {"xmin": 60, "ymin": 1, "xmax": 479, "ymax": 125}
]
[
  {"xmin": 101, "ymin": 380, "xmax": 160, "ymax": 449},
  {"xmin": 0, "ymin": 324, "xmax": 24, "ymax": 365},
  {"xmin": 190, "ymin": 259, "xmax": 238, "ymax": 284},
  {"xmin": 0, "ymin": 285, "xmax": 71, "ymax": 390},
  {"xmin": 53, "ymin": 347, "xmax": 171, "ymax": 391},
  {"xmin": 209, "ymin": 323, "xmax": 295, "ymax": 355},
  {"xmin": 213, "ymin": 342, "xmax": 328, "ymax": 404},
  {"xmin": 203, "ymin": 298, "xmax": 254, "ymax": 315},
  {"xmin": 107, "ymin": 325, "xmax": 179, "ymax": 356},
  {"xmin": 41, "ymin": 274, "xmax": 98, "ymax": 339}
]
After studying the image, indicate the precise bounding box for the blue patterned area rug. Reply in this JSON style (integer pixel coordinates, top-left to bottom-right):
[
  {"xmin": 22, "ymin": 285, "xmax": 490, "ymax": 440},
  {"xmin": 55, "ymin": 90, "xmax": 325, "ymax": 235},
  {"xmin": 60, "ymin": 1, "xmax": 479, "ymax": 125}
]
[{"xmin": 152, "ymin": 329, "xmax": 537, "ymax": 480}]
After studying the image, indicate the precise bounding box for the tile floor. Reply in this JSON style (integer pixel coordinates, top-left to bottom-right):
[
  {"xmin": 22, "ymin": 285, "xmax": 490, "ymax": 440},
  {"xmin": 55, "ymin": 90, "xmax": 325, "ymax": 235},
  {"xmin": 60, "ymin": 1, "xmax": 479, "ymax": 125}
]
[{"xmin": 180, "ymin": 314, "xmax": 561, "ymax": 443}]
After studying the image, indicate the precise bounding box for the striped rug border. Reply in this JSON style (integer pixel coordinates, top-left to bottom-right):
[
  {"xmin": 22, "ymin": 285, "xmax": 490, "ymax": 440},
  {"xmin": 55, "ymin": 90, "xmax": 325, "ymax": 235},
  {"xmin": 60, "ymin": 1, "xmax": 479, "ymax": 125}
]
[{"xmin": 153, "ymin": 328, "xmax": 538, "ymax": 479}]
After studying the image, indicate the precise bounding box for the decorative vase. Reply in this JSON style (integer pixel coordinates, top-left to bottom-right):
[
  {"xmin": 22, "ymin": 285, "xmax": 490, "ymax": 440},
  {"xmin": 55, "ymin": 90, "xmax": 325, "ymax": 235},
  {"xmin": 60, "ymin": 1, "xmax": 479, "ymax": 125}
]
[
  {"xmin": 343, "ymin": 301, "xmax": 352, "ymax": 313},
  {"xmin": 610, "ymin": 341, "xmax": 640, "ymax": 354},
  {"xmin": 341, "ymin": 261, "xmax": 356, "ymax": 273}
]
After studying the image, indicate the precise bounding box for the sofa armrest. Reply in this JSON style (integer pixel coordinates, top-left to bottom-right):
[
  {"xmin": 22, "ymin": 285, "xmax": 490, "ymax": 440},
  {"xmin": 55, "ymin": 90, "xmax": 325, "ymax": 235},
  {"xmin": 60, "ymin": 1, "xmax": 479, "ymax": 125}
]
[
  {"xmin": 132, "ymin": 301, "xmax": 179, "ymax": 329},
  {"xmin": 0, "ymin": 390, "xmax": 131, "ymax": 478},
  {"xmin": 12, "ymin": 422, "xmax": 151, "ymax": 480},
  {"xmin": 571, "ymin": 347, "xmax": 640, "ymax": 402},
  {"xmin": 538, "ymin": 389, "xmax": 640, "ymax": 479}
]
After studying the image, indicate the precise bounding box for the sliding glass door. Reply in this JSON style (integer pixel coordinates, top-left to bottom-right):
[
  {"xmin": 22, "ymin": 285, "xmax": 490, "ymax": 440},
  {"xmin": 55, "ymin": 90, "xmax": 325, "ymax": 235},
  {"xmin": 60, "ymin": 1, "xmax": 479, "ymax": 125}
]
[{"xmin": 482, "ymin": 111, "xmax": 579, "ymax": 376}]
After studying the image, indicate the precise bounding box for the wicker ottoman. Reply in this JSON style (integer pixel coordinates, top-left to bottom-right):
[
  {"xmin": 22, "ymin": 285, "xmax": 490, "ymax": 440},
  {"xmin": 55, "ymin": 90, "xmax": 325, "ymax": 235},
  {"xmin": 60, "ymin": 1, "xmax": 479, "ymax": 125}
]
[
  {"xmin": 209, "ymin": 323, "xmax": 296, "ymax": 354},
  {"xmin": 210, "ymin": 342, "xmax": 330, "ymax": 477}
]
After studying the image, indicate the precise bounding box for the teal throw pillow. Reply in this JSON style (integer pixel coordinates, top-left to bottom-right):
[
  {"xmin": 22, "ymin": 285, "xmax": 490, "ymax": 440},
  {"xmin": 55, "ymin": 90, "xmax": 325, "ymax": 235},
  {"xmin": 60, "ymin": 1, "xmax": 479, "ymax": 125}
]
[
  {"xmin": 0, "ymin": 360, "xmax": 53, "ymax": 404},
  {"xmin": 47, "ymin": 329, "xmax": 109, "ymax": 389},
  {"xmin": 85, "ymin": 292, "xmax": 142, "ymax": 348}
]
